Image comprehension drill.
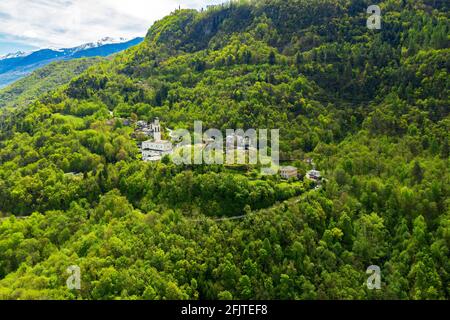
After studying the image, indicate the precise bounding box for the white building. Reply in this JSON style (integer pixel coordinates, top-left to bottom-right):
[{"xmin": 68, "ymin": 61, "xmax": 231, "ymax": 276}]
[
  {"xmin": 141, "ymin": 119, "xmax": 172, "ymax": 162},
  {"xmin": 136, "ymin": 118, "xmax": 162, "ymax": 140},
  {"xmin": 142, "ymin": 140, "xmax": 172, "ymax": 152},
  {"xmin": 142, "ymin": 140, "xmax": 173, "ymax": 162},
  {"xmin": 306, "ymin": 170, "xmax": 321, "ymax": 181},
  {"xmin": 279, "ymin": 166, "xmax": 298, "ymax": 179},
  {"xmin": 149, "ymin": 118, "xmax": 161, "ymax": 141}
]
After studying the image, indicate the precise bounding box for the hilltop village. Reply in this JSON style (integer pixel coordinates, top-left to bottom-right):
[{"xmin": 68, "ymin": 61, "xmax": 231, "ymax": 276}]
[
  {"xmin": 125, "ymin": 118, "xmax": 323, "ymax": 185},
  {"xmin": 134, "ymin": 118, "xmax": 174, "ymax": 162}
]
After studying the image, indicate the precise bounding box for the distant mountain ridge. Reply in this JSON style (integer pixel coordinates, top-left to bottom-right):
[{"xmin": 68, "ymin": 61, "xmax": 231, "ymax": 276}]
[
  {"xmin": 0, "ymin": 37, "xmax": 144, "ymax": 88},
  {"xmin": 0, "ymin": 51, "xmax": 30, "ymax": 60}
]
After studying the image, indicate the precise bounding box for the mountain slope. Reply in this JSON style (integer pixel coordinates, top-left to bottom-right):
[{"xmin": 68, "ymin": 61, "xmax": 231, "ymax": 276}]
[
  {"xmin": 0, "ymin": 58, "xmax": 103, "ymax": 109},
  {"xmin": 0, "ymin": 38, "xmax": 143, "ymax": 88},
  {"xmin": 0, "ymin": 0, "xmax": 448, "ymax": 300}
]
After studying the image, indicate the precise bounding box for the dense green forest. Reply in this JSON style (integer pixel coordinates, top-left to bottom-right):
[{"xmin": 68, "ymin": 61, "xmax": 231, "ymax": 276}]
[
  {"xmin": 0, "ymin": 0, "xmax": 448, "ymax": 300},
  {"xmin": 0, "ymin": 58, "xmax": 103, "ymax": 109}
]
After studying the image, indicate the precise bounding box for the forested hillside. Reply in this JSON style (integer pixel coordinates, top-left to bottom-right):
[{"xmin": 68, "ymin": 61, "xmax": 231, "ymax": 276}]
[
  {"xmin": 0, "ymin": 58, "xmax": 103, "ymax": 109},
  {"xmin": 0, "ymin": 0, "xmax": 448, "ymax": 300}
]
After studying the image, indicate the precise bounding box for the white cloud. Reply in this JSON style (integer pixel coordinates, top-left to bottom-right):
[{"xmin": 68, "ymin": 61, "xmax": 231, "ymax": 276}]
[{"xmin": 0, "ymin": 0, "xmax": 225, "ymax": 49}]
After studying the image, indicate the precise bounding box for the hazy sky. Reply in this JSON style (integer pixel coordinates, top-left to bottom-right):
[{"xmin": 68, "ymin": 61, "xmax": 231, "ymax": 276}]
[{"xmin": 0, "ymin": 0, "xmax": 225, "ymax": 55}]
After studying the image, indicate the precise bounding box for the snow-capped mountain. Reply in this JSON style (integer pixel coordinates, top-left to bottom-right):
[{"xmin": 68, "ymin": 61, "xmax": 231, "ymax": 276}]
[
  {"xmin": 91, "ymin": 37, "xmax": 130, "ymax": 47},
  {"xmin": 66, "ymin": 37, "xmax": 131, "ymax": 54},
  {"xmin": 0, "ymin": 37, "xmax": 143, "ymax": 88},
  {"xmin": 0, "ymin": 51, "xmax": 30, "ymax": 61}
]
